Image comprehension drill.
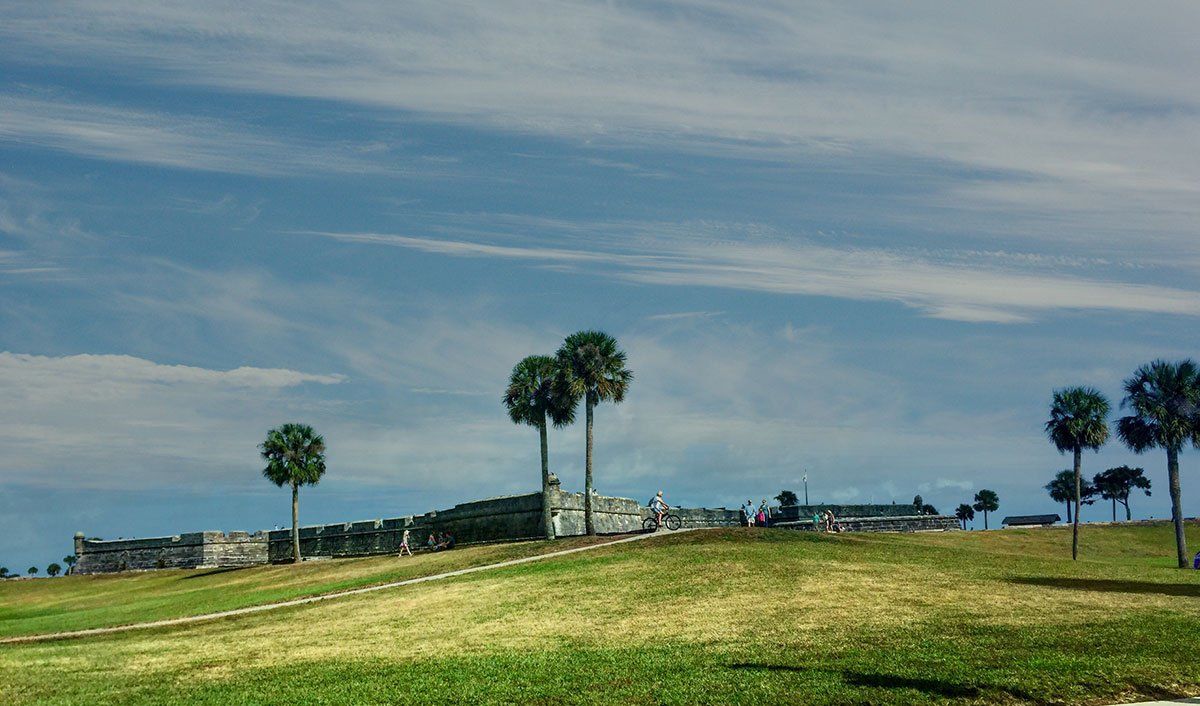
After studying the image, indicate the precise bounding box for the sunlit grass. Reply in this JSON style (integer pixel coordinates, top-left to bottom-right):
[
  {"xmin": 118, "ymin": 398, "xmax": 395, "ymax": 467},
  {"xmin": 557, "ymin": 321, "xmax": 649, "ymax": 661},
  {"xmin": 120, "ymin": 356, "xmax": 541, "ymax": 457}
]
[
  {"xmin": 2, "ymin": 522, "xmax": 1198, "ymax": 705},
  {"xmin": 0, "ymin": 535, "xmax": 617, "ymax": 638}
]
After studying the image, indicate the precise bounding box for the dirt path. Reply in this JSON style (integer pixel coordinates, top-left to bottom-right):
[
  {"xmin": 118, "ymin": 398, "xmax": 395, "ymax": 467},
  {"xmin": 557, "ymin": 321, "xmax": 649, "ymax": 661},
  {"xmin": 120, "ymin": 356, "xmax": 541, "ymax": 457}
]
[{"xmin": 0, "ymin": 528, "xmax": 698, "ymax": 646}]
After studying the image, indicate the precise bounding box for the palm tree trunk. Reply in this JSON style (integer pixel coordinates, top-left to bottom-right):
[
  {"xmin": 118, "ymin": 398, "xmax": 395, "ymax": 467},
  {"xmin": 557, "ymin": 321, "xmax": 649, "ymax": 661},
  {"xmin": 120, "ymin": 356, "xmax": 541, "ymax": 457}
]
[
  {"xmin": 1072, "ymin": 446, "xmax": 1081, "ymax": 561},
  {"xmin": 1065, "ymin": 500, "xmax": 1071, "ymax": 524},
  {"xmin": 584, "ymin": 394, "xmax": 595, "ymax": 536},
  {"xmin": 539, "ymin": 416, "xmax": 554, "ymax": 541},
  {"xmin": 291, "ymin": 480, "xmax": 301, "ymax": 564},
  {"xmin": 1167, "ymin": 446, "xmax": 1186, "ymax": 568},
  {"xmin": 1123, "ymin": 499, "xmax": 1132, "ymax": 522},
  {"xmin": 983, "ymin": 510, "xmax": 988, "ymax": 530},
  {"xmin": 1111, "ymin": 497, "xmax": 1116, "ymax": 523}
]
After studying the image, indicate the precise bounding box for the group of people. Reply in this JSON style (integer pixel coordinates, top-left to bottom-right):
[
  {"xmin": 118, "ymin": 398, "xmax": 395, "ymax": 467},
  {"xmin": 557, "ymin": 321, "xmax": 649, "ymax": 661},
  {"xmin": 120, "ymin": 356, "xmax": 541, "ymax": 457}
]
[
  {"xmin": 396, "ymin": 528, "xmax": 456, "ymax": 556},
  {"xmin": 740, "ymin": 499, "xmax": 772, "ymax": 527},
  {"xmin": 812, "ymin": 509, "xmax": 840, "ymax": 533}
]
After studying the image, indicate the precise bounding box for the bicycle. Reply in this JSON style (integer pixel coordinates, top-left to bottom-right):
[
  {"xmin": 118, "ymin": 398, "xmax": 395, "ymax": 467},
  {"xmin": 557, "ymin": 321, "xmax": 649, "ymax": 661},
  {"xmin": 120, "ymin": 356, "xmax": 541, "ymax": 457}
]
[{"xmin": 643, "ymin": 512, "xmax": 682, "ymax": 532}]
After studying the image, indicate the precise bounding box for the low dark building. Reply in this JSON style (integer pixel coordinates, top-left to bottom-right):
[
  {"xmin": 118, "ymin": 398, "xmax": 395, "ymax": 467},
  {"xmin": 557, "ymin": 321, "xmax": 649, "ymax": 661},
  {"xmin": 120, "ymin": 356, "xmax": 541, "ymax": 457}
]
[{"xmin": 1001, "ymin": 514, "xmax": 1061, "ymax": 527}]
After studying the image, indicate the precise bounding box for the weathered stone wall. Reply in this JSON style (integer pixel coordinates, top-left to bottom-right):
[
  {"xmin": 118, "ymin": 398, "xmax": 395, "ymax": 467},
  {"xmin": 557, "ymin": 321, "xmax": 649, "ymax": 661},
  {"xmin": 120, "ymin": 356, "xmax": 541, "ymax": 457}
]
[
  {"xmin": 551, "ymin": 492, "xmax": 644, "ymax": 536},
  {"xmin": 771, "ymin": 504, "xmax": 923, "ymax": 521},
  {"xmin": 73, "ymin": 531, "xmax": 268, "ymax": 574},
  {"xmin": 634, "ymin": 503, "xmax": 928, "ymax": 529},
  {"xmin": 266, "ymin": 490, "xmax": 644, "ymax": 562},
  {"xmin": 773, "ymin": 514, "xmax": 960, "ymax": 533},
  {"xmin": 643, "ymin": 506, "xmax": 742, "ymax": 527},
  {"xmin": 73, "ymin": 496, "xmax": 958, "ymax": 573}
]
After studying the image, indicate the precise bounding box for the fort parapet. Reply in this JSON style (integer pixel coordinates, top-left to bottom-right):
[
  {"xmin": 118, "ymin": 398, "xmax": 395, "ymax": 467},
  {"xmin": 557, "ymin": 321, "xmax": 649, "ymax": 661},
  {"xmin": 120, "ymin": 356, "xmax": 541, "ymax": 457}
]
[
  {"xmin": 73, "ymin": 530, "xmax": 268, "ymax": 574},
  {"xmin": 72, "ymin": 494, "xmax": 958, "ymax": 573},
  {"xmin": 264, "ymin": 490, "xmax": 645, "ymax": 561}
]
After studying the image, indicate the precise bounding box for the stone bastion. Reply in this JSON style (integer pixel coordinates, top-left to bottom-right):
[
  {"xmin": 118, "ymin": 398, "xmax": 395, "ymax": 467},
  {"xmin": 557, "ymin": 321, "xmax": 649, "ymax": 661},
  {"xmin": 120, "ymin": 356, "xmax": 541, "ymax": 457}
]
[{"xmin": 72, "ymin": 491, "xmax": 958, "ymax": 574}]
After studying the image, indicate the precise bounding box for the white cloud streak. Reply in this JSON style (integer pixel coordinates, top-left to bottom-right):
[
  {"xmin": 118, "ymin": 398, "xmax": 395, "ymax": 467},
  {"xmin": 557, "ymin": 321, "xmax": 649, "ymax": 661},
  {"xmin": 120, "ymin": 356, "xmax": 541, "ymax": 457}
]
[
  {"xmin": 0, "ymin": 94, "xmax": 397, "ymax": 175},
  {"xmin": 0, "ymin": 352, "xmax": 344, "ymax": 488},
  {"xmin": 300, "ymin": 227, "xmax": 1200, "ymax": 323},
  {"xmin": 3, "ymin": 1, "xmax": 1199, "ymax": 242}
]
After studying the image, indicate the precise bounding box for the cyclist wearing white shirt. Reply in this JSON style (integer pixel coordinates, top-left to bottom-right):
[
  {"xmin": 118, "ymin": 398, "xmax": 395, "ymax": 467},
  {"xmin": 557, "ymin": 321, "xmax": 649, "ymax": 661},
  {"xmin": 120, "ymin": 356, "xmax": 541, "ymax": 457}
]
[{"xmin": 649, "ymin": 491, "xmax": 670, "ymax": 528}]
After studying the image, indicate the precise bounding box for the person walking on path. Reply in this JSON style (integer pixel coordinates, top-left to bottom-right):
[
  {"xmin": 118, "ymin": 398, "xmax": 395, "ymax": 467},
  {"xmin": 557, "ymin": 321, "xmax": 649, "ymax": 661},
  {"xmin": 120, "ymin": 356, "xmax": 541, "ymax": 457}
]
[{"xmin": 398, "ymin": 529, "xmax": 412, "ymax": 557}]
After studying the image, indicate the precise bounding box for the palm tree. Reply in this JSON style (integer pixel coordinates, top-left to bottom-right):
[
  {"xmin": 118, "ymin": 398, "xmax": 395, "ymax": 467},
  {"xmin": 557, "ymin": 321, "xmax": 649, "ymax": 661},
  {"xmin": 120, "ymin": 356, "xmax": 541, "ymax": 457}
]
[
  {"xmin": 1045, "ymin": 469, "xmax": 1097, "ymax": 524},
  {"xmin": 775, "ymin": 490, "xmax": 799, "ymax": 507},
  {"xmin": 46, "ymin": 563, "xmax": 61, "ymax": 577},
  {"xmin": 504, "ymin": 355, "xmax": 576, "ymax": 540},
  {"xmin": 1117, "ymin": 360, "xmax": 1200, "ymax": 568},
  {"xmin": 1091, "ymin": 466, "xmax": 1151, "ymax": 522},
  {"xmin": 27, "ymin": 566, "xmax": 37, "ymax": 576},
  {"xmin": 555, "ymin": 330, "xmax": 633, "ymax": 535},
  {"xmin": 973, "ymin": 489, "xmax": 999, "ymax": 529},
  {"xmin": 62, "ymin": 555, "xmax": 77, "ymax": 575},
  {"xmin": 955, "ymin": 503, "xmax": 975, "ymax": 530},
  {"xmin": 1045, "ymin": 387, "xmax": 1110, "ymax": 560},
  {"xmin": 260, "ymin": 423, "xmax": 327, "ymax": 564}
]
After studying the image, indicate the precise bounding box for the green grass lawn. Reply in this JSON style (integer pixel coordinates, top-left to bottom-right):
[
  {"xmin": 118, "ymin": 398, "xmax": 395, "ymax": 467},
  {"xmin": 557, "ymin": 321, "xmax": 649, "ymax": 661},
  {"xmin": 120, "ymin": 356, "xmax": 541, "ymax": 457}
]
[
  {"xmin": 0, "ymin": 535, "xmax": 615, "ymax": 638},
  {"xmin": 2, "ymin": 522, "xmax": 1198, "ymax": 705}
]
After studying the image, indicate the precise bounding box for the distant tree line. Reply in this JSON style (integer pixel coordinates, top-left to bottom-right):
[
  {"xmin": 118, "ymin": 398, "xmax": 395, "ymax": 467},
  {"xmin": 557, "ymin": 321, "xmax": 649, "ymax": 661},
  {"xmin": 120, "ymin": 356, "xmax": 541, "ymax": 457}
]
[{"xmin": 0, "ymin": 555, "xmax": 79, "ymax": 579}]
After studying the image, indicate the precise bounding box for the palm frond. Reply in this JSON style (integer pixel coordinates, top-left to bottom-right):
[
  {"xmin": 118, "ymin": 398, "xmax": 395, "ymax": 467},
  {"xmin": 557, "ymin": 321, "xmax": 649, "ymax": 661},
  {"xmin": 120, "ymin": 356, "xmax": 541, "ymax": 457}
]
[
  {"xmin": 1118, "ymin": 359, "xmax": 1200, "ymax": 452},
  {"xmin": 1045, "ymin": 386, "xmax": 1110, "ymax": 454},
  {"xmin": 260, "ymin": 423, "xmax": 326, "ymax": 487}
]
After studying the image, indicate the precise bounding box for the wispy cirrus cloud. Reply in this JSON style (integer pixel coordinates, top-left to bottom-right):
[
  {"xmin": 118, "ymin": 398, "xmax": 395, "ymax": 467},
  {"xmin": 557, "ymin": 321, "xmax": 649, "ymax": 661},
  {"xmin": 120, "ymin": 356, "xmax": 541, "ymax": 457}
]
[
  {"xmin": 297, "ymin": 225, "xmax": 1200, "ymax": 324},
  {"xmin": 4, "ymin": 2, "xmax": 1200, "ymax": 244},
  {"xmin": 0, "ymin": 93, "xmax": 400, "ymax": 175}
]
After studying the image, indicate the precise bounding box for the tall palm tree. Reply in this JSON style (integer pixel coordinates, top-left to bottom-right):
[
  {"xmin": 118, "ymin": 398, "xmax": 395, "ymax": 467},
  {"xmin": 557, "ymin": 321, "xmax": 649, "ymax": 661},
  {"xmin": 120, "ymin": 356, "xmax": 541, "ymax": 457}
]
[
  {"xmin": 1045, "ymin": 387, "xmax": 1110, "ymax": 560},
  {"xmin": 973, "ymin": 489, "xmax": 999, "ymax": 529},
  {"xmin": 504, "ymin": 354, "xmax": 576, "ymax": 540},
  {"xmin": 1117, "ymin": 359, "xmax": 1200, "ymax": 569},
  {"xmin": 954, "ymin": 503, "xmax": 975, "ymax": 530},
  {"xmin": 261, "ymin": 423, "xmax": 327, "ymax": 564},
  {"xmin": 555, "ymin": 330, "xmax": 633, "ymax": 535}
]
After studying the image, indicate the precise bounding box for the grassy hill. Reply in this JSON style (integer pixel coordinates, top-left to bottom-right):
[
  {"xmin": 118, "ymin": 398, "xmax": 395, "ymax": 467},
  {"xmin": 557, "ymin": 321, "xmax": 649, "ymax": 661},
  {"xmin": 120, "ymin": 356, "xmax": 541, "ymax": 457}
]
[{"xmin": 2, "ymin": 523, "xmax": 1199, "ymax": 705}]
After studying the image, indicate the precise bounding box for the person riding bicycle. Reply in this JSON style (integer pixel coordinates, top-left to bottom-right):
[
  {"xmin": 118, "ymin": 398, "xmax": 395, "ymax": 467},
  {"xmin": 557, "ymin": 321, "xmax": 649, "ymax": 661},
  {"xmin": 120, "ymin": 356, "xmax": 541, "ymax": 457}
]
[{"xmin": 648, "ymin": 491, "xmax": 670, "ymax": 528}]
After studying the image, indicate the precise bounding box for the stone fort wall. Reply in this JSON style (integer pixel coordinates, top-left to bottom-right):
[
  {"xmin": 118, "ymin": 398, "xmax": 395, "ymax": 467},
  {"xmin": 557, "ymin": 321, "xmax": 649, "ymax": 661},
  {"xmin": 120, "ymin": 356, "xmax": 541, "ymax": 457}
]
[
  {"xmin": 72, "ymin": 494, "xmax": 958, "ymax": 573},
  {"xmin": 264, "ymin": 490, "xmax": 645, "ymax": 562},
  {"xmin": 73, "ymin": 531, "xmax": 268, "ymax": 574}
]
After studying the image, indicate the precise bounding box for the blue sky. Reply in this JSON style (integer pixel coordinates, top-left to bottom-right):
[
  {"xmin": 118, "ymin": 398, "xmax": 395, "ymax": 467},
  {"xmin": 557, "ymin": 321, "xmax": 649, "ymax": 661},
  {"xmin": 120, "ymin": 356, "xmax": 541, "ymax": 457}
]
[{"xmin": 2, "ymin": 1, "xmax": 1200, "ymax": 571}]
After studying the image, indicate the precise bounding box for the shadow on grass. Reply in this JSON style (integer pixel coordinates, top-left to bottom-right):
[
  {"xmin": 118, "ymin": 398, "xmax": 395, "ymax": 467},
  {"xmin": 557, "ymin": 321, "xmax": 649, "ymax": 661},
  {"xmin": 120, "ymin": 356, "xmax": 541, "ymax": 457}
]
[
  {"xmin": 181, "ymin": 567, "xmax": 250, "ymax": 580},
  {"xmin": 1010, "ymin": 576, "xmax": 1200, "ymax": 597},
  {"xmin": 727, "ymin": 664, "xmax": 1007, "ymax": 699}
]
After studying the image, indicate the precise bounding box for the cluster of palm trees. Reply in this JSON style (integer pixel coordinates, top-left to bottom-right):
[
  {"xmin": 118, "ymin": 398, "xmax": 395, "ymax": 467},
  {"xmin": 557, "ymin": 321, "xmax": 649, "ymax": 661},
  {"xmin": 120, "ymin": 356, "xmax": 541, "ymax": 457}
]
[
  {"xmin": 504, "ymin": 330, "xmax": 633, "ymax": 540},
  {"xmin": 1046, "ymin": 359, "xmax": 1200, "ymax": 568},
  {"xmin": 954, "ymin": 489, "xmax": 999, "ymax": 529},
  {"xmin": 250, "ymin": 331, "xmax": 632, "ymax": 566},
  {"xmin": 1045, "ymin": 466, "xmax": 1151, "ymax": 523}
]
